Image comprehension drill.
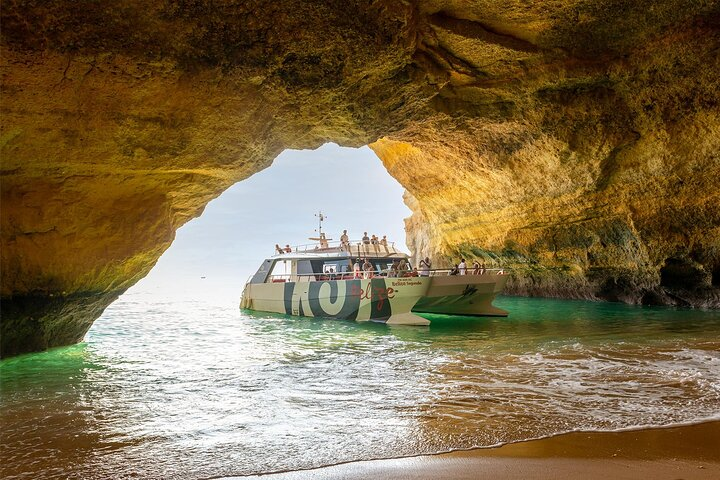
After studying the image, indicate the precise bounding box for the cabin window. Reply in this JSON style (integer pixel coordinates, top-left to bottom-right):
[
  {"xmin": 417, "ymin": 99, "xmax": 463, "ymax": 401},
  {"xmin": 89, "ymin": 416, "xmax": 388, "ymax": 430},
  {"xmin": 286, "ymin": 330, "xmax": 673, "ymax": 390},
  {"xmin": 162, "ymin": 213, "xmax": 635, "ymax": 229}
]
[
  {"xmin": 297, "ymin": 260, "xmax": 314, "ymax": 275},
  {"xmin": 250, "ymin": 259, "xmax": 274, "ymax": 284},
  {"xmin": 296, "ymin": 260, "xmax": 316, "ymax": 281},
  {"xmin": 323, "ymin": 264, "xmax": 337, "ymax": 274},
  {"xmin": 269, "ymin": 260, "xmax": 290, "ymax": 282}
]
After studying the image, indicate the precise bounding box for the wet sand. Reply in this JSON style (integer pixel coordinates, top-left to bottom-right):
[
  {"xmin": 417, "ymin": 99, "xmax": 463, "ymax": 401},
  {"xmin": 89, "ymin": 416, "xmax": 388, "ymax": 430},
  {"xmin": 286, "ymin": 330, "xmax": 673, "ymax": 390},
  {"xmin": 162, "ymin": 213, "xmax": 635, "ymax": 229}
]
[{"xmin": 231, "ymin": 421, "xmax": 720, "ymax": 479}]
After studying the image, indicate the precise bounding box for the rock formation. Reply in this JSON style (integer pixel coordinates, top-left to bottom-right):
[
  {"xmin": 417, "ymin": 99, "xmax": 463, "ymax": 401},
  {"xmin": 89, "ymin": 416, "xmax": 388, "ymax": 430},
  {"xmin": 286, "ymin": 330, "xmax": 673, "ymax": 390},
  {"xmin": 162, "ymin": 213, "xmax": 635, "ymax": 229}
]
[{"xmin": 2, "ymin": 1, "xmax": 719, "ymax": 357}]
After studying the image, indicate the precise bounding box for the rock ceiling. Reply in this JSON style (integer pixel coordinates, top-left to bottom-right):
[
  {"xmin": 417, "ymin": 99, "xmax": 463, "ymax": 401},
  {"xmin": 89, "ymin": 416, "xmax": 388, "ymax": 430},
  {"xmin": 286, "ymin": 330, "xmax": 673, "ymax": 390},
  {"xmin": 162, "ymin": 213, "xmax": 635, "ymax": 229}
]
[{"xmin": 1, "ymin": 1, "xmax": 719, "ymax": 356}]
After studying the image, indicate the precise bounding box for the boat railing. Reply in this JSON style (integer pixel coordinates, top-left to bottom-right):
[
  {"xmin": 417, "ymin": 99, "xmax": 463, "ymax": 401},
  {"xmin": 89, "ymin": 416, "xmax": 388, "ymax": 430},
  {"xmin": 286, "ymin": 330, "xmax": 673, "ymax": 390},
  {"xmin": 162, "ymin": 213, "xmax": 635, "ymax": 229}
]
[
  {"xmin": 265, "ymin": 268, "xmax": 508, "ymax": 283},
  {"xmin": 272, "ymin": 239, "xmax": 403, "ymax": 256},
  {"xmin": 424, "ymin": 268, "xmax": 508, "ymax": 276}
]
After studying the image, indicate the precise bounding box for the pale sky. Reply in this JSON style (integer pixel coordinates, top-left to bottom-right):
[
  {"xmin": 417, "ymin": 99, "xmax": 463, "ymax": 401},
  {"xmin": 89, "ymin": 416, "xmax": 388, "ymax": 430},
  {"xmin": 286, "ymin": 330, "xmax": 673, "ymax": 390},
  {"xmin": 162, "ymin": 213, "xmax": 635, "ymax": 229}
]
[{"xmin": 128, "ymin": 144, "xmax": 411, "ymax": 302}]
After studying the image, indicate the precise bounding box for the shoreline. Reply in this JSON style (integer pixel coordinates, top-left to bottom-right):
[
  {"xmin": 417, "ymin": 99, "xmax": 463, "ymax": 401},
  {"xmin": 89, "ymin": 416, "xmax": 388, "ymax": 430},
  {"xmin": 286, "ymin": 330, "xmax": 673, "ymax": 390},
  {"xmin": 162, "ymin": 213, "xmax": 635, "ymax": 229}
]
[{"xmin": 227, "ymin": 420, "xmax": 720, "ymax": 479}]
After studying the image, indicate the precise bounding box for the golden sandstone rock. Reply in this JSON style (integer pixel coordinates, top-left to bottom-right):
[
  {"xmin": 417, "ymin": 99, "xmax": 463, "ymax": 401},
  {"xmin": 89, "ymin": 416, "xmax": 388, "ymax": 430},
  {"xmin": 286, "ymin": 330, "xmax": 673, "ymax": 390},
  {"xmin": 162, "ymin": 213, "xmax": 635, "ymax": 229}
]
[{"xmin": 1, "ymin": 1, "xmax": 719, "ymax": 356}]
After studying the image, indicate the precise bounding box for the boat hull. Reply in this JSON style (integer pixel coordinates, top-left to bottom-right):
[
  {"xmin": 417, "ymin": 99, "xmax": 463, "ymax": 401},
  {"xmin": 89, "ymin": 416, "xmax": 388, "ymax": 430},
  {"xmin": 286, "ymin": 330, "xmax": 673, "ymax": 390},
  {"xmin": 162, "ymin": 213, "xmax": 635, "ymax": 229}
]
[
  {"xmin": 240, "ymin": 273, "xmax": 508, "ymax": 323},
  {"xmin": 412, "ymin": 273, "xmax": 509, "ymax": 317},
  {"xmin": 241, "ymin": 277, "xmax": 431, "ymax": 325}
]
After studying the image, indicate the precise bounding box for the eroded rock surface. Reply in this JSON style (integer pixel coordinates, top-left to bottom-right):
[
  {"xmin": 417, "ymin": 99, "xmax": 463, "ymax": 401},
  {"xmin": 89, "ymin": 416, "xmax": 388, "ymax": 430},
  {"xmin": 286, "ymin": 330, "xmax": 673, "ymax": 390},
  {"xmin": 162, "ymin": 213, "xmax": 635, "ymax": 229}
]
[{"xmin": 2, "ymin": 1, "xmax": 719, "ymax": 356}]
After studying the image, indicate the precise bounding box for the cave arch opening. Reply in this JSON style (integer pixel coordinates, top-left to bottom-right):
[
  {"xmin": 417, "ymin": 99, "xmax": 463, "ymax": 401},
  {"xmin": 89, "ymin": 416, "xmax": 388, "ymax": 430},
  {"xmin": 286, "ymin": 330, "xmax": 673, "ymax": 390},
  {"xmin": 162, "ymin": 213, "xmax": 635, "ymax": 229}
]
[{"xmin": 119, "ymin": 143, "xmax": 412, "ymax": 305}]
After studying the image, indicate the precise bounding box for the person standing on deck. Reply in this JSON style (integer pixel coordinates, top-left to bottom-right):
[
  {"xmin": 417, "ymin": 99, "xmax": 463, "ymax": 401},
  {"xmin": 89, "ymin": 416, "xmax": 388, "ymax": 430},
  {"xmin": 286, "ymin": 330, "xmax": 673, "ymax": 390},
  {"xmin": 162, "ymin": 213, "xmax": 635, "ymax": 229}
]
[
  {"xmin": 419, "ymin": 257, "xmax": 431, "ymax": 277},
  {"xmin": 389, "ymin": 259, "xmax": 399, "ymax": 278},
  {"xmin": 340, "ymin": 230, "xmax": 349, "ymax": 250},
  {"xmin": 472, "ymin": 260, "xmax": 480, "ymax": 275},
  {"xmin": 370, "ymin": 235, "xmax": 380, "ymax": 254},
  {"xmin": 353, "ymin": 258, "xmax": 362, "ymax": 278},
  {"xmin": 363, "ymin": 259, "xmax": 374, "ymax": 279},
  {"xmin": 458, "ymin": 258, "xmax": 467, "ymax": 275},
  {"xmin": 398, "ymin": 258, "xmax": 410, "ymax": 277},
  {"xmin": 284, "ymin": 244, "xmax": 292, "ymax": 253},
  {"xmin": 361, "ymin": 232, "xmax": 370, "ymax": 256}
]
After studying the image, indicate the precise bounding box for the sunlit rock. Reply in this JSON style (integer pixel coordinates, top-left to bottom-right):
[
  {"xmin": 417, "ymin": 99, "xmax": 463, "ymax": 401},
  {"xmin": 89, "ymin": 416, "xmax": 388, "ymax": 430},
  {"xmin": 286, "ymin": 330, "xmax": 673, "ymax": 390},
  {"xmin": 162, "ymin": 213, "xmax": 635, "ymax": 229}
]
[{"xmin": 1, "ymin": 1, "xmax": 719, "ymax": 356}]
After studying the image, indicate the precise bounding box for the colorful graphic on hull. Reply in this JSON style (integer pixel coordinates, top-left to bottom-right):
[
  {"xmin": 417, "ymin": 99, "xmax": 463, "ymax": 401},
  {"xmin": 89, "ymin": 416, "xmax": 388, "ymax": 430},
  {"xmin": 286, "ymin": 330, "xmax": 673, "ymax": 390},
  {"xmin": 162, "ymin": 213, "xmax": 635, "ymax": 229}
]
[{"xmin": 283, "ymin": 279, "xmax": 396, "ymax": 322}]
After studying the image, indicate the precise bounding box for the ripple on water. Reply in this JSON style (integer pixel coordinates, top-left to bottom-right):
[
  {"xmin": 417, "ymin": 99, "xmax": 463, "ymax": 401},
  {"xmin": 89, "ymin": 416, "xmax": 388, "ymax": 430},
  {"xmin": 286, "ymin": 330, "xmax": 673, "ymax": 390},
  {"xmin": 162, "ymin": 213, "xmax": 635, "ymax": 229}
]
[{"xmin": 1, "ymin": 295, "xmax": 720, "ymax": 479}]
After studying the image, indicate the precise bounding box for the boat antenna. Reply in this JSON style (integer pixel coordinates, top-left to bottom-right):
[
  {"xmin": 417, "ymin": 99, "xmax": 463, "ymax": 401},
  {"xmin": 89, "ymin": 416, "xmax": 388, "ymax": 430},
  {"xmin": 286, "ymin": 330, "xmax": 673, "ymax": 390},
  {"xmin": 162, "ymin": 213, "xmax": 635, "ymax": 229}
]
[{"xmin": 315, "ymin": 211, "xmax": 325, "ymax": 235}]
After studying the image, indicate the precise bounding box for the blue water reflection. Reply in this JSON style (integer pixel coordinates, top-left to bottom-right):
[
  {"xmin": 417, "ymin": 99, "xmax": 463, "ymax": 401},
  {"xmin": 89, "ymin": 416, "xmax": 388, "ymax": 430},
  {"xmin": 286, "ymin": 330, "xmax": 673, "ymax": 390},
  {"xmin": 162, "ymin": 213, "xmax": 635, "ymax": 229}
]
[{"xmin": 1, "ymin": 295, "xmax": 719, "ymax": 479}]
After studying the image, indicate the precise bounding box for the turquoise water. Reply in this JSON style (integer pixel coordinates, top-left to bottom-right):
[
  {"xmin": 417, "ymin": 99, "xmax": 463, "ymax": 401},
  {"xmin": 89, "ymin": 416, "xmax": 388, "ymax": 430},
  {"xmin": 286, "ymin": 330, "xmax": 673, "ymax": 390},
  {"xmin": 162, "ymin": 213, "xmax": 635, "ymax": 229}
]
[{"xmin": 2, "ymin": 293, "xmax": 720, "ymax": 479}]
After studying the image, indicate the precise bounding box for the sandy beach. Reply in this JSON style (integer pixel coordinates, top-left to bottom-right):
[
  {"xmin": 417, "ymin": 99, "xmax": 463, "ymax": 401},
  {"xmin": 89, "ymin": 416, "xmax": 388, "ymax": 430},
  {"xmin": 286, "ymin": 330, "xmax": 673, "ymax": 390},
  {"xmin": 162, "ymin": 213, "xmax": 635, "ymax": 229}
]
[{"xmin": 232, "ymin": 421, "xmax": 720, "ymax": 480}]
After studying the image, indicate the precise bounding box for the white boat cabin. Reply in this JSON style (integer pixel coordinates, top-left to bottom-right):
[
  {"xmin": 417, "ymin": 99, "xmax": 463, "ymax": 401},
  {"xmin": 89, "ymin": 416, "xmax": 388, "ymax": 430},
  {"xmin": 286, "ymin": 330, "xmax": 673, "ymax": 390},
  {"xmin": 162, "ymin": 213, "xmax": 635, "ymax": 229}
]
[{"xmin": 249, "ymin": 242, "xmax": 412, "ymax": 285}]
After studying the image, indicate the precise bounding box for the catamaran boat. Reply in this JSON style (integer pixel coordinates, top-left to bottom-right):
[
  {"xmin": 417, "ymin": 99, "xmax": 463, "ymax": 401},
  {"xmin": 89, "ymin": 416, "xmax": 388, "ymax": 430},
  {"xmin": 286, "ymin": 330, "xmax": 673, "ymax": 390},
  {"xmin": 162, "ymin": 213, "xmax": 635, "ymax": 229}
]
[{"xmin": 240, "ymin": 217, "xmax": 509, "ymax": 325}]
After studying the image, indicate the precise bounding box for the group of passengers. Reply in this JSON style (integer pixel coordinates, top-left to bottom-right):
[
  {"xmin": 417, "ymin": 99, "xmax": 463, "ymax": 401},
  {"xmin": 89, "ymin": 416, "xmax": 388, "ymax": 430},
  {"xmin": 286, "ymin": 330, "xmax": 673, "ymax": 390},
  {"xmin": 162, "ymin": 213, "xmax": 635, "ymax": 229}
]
[
  {"xmin": 340, "ymin": 230, "xmax": 389, "ymax": 253},
  {"xmin": 344, "ymin": 255, "xmax": 494, "ymax": 279},
  {"xmin": 279, "ymin": 230, "xmax": 392, "ymax": 254},
  {"xmin": 349, "ymin": 257, "xmax": 418, "ymax": 279},
  {"xmin": 387, "ymin": 258, "xmax": 417, "ymax": 278},
  {"xmin": 418, "ymin": 256, "xmax": 493, "ymax": 276},
  {"xmin": 447, "ymin": 259, "xmax": 490, "ymax": 275},
  {"xmin": 277, "ymin": 236, "xmax": 496, "ymax": 278},
  {"xmin": 361, "ymin": 232, "xmax": 388, "ymax": 247},
  {"xmin": 275, "ymin": 244, "xmax": 292, "ymax": 254}
]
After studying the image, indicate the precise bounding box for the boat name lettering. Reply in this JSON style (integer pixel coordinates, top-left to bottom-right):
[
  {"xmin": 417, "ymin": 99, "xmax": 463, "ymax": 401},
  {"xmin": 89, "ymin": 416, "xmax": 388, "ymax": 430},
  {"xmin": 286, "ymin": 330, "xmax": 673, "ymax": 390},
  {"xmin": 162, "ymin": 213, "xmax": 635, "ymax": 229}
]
[
  {"xmin": 350, "ymin": 283, "xmax": 395, "ymax": 311},
  {"xmin": 390, "ymin": 280, "xmax": 422, "ymax": 287}
]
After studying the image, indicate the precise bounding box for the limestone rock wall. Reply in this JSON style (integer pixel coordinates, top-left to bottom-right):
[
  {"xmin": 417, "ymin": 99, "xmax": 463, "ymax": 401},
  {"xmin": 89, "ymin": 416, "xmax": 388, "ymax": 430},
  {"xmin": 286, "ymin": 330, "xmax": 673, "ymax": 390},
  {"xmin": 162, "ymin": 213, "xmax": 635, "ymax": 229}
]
[
  {"xmin": 1, "ymin": 1, "xmax": 719, "ymax": 356},
  {"xmin": 372, "ymin": 1, "xmax": 720, "ymax": 307}
]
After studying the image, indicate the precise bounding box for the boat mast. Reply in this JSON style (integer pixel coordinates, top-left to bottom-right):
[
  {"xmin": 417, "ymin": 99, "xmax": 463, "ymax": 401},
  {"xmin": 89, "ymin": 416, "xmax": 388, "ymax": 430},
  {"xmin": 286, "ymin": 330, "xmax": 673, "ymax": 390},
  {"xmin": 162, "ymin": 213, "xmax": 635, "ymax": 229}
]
[{"xmin": 315, "ymin": 211, "xmax": 325, "ymax": 236}]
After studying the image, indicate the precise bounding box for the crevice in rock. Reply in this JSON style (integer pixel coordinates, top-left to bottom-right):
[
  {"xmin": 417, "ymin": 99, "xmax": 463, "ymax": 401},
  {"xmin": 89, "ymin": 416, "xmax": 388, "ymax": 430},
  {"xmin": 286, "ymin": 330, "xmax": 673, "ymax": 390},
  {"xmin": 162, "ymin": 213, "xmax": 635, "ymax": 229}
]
[
  {"xmin": 427, "ymin": 12, "xmax": 541, "ymax": 53},
  {"xmin": 711, "ymin": 265, "xmax": 720, "ymax": 287}
]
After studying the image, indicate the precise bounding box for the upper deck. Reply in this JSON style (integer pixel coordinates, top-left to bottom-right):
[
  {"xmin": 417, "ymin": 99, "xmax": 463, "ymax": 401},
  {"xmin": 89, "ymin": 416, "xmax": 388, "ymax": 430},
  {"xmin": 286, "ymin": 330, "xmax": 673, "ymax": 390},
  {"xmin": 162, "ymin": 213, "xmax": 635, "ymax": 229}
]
[
  {"xmin": 271, "ymin": 238, "xmax": 408, "ymax": 260},
  {"xmin": 247, "ymin": 237, "xmax": 412, "ymax": 285}
]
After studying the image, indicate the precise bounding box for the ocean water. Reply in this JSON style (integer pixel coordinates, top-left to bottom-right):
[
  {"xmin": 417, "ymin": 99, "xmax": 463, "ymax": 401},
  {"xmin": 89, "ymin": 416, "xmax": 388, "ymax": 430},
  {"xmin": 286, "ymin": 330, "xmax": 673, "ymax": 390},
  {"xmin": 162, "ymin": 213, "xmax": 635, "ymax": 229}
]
[{"xmin": 2, "ymin": 291, "xmax": 720, "ymax": 479}]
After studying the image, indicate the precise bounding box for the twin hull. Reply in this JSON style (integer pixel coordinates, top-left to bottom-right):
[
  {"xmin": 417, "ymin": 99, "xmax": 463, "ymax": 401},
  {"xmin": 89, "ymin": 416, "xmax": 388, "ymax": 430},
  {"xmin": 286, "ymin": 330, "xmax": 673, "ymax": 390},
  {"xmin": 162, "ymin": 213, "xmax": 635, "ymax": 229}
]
[{"xmin": 241, "ymin": 274, "xmax": 508, "ymax": 325}]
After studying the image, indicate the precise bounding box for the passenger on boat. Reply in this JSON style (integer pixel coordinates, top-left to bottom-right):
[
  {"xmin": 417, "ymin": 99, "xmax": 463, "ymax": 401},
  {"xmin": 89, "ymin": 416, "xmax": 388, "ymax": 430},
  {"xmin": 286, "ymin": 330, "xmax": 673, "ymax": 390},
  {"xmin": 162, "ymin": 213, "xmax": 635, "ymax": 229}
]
[
  {"xmin": 449, "ymin": 264, "xmax": 459, "ymax": 275},
  {"xmin": 319, "ymin": 232, "xmax": 329, "ymax": 248},
  {"xmin": 284, "ymin": 244, "xmax": 292, "ymax": 253},
  {"xmin": 409, "ymin": 267, "xmax": 419, "ymax": 277},
  {"xmin": 472, "ymin": 260, "xmax": 480, "ymax": 275},
  {"xmin": 275, "ymin": 244, "xmax": 284, "ymax": 255},
  {"xmin": 419, "ymin": 257, "xmax": 431, "ymax": 277},
  {"xmin": 353, "ymin": 258, "xmax": 362, "ymax": 278},
  {"xmin": 388, "ymin": 259, "xmax": 399, "ymax": 277},
  {"xmin": 380, "ymin": 235, "xmax": 389, "ymax": 253},
  {"xmin": 363, "ymin": 259, "xmax": 374, "ymax": 279},
  {"xmin": 398, "ymin": 258, "xmax": 409, "ymax": 277},
  {"xmin": 340, "ymin": 230, "xmax": 349, "ymax": 250},
  {"xmin": 458, "ymin": 258, "xmax": 467, "ymax": 275},
  {"xmin": 481, "ymin": 263, "xmax": 486, "ymax": 275},
  {"xmin": 362, "ymin": 232, "xmax": 370, "ymax": 244}
]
